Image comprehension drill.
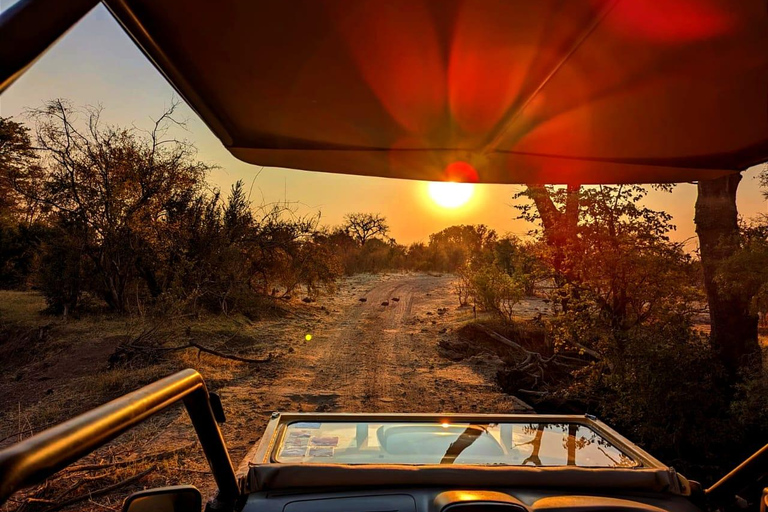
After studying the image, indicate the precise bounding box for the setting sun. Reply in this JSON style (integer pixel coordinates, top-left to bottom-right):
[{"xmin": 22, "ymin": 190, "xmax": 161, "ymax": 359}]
[{"xmin": 427, "ymin": 181, "xmax": 474, "ymax": 208}]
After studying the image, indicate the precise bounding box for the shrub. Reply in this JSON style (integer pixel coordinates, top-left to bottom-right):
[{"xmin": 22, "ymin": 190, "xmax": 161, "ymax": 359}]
[{"xmin": 469, "ymin": 263, "xmax": 524, "ymax": 322}]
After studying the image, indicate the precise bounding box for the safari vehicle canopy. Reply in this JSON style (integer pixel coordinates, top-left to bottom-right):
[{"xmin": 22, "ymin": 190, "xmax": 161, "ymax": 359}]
[
  {"xmin": 3, "ymin": 0, "xmax": 767, "ymax": 185},
  {"xmin": 1, "ymin": 1, "xmax": 767, "ymax": 512}
]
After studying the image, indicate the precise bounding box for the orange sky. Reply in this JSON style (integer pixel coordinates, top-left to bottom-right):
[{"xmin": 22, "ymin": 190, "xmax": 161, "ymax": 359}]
[{"xmin": 1, "ymin": 4, "xmax": 765, "ymax": 247}]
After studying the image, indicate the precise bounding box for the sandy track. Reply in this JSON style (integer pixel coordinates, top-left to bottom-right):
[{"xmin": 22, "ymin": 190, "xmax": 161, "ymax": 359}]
[{"xmin": 219, "ymin": 273, "xmax": 529, "ymax": 437}]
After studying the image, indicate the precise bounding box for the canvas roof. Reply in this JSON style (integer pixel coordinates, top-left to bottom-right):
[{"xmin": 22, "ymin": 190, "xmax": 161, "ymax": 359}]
[{"xmin": 102, "ymin": 0, "xmax": 768, "ymax": 184}]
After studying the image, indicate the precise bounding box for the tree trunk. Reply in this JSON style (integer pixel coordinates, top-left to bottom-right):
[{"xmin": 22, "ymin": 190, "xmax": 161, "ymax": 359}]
[
  {"xmin": 525, "ymin": 184, "xmax": 581, "ymax": 310},
  {"xmin": 694, "ymin": 173, "xmax": 761, "ymax": 377}
]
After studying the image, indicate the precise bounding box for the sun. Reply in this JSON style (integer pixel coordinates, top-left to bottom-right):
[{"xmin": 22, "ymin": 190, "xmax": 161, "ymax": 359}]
[{"xmin": 428, "ymin": 181, "xmax": 474, "ymax": 208}]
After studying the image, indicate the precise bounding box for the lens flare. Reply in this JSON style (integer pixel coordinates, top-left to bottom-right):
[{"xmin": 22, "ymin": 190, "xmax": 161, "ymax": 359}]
[
  {"xmin": 428, "ymin": 181, "xmax": 474, "ymax": 208},
  {"xmin": 305, "ymin": 334, "xmax": 313, "ymax": 342}
]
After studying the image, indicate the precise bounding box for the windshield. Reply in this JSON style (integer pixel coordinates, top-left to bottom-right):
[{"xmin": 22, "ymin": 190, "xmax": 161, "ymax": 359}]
[{"xmin": 276, "ymin": 421, "xmax": 637, "ymax": 468}]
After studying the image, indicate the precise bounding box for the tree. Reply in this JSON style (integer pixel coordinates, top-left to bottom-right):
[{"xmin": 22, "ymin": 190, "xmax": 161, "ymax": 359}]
[
  {"xmin": 0, "ymin": 117, "xmax": 38, "ymax": 222},
  {"xmin": 0, "ymin": 117, "xmax": 47, "ymax": 289},
  {"xmin": 516, "ymin": 184, "xmax": 580, "ymax": 284},
  {"xmin": 714, "ymin": 216, "xmax": 768, "ymax": 331},
  {"xmin": 694, "ymin": 173, "xmax": 761, "ymax": 377},
  {"xmin": 342, "ymin": 212, "xmax": 389, "ymax": 245},
  {"xmin": 12, "ymin": 99, "xmax": 209, "ymax": 312},
  {"xmin": 427, "ymin": 224, "xmax": 497, "ymax": 272},
  {"xmin": 519, "ymin": 185, "xmax": 700, "ymax": 348},
  {"xmin": 493, "ymin": 236, "xmax": 541, "ymax": 295}
]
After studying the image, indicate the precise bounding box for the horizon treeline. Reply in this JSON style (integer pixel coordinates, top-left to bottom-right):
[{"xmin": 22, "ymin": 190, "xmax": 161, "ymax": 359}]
[
  {"xmin": 1, "ymin": 103, "xmax": 767, "ymax": 329},
  {"xmin": 0, "ymin": 103, "xmax": 538, "ymax": 318}
]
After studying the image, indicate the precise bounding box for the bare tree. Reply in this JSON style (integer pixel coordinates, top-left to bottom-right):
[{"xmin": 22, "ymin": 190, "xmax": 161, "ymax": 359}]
[
  {"xmin": 14, "ymin": 99, "xmax": 209, "ymax": 312},
  {"xmin": 342, "ymin": 212, "xmax": 389, "ymax": 245}
]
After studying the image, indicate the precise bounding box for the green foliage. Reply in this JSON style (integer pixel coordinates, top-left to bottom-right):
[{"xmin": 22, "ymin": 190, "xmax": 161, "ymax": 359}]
[
  {"xmin": 426, "ymin": 224, "xmax": 497, "ymax": 272},
  {"xmin": 565, "ymin": 320, "xmax": 742, "ymax": 478},
  {"xmin": 466, "ymin": 262, "xmax": 524, "ymax": 322},
  {"xmin": 36, "ymin": 222, "xmax": 85, "ymax": 315},
  {"xmin": 730, "ymin": 369, "xmax": 768, "ymax": 443},
  {"xmin": 447, "ymin": 233, "xmax": 543, "ymax": 313},
  {"xmin": 0, "ymin": 117, "xmax": 38, "ymax": 223},
  {"xmin": 514, "ymin": 183, "xmax": 766, "ymax": 479},
  {"xmin": 0, "ymin": 117, "xmax": 48, "ymax": 290},
  {"xmin": 0, "ymin": 222, "xmax": 48, "ymax": 289},
  {"xmin": 2, "ymin": 102, "xmax": 344, "ymax": 315},
  {"xmin": 492, "ymin": 237, "xmax": 542, "ymax": 295},
  {"xmin": 715, "ymin": 215, "xmax": 768, "ymax": 324}
]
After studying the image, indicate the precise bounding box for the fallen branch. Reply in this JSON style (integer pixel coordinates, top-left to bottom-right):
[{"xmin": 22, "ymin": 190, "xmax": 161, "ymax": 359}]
[
  {"xmin": 481, "ymin": 323, "xmax": 592, "ymax": 401},
  {"xmin": 185, "ymin": 341, "xmax": 272, "ymax": 363},
  {"xmin": 474, "ymin": 324, "xmax": 531, "ymax": 354},
  {"xmin": 566, "ymin": 340, "xmax": 602, "ymax": 361},
  {"xmin": 475, "ymin": 323, "xmax": 593, "ymax": 367},
  {"xmin": 123, "ymin": 341, "xmax": 273, "ymax": 364}
]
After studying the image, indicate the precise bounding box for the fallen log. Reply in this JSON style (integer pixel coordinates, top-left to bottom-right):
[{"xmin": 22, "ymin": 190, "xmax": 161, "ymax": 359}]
[
  {"xmin": 473, "ymin": 324, "xmax": 530, "ymax": 354},
  {"xmin": 184, "ymin": 341, "xmax": 272, "ymax": 363},
  {"xmin": 475, "ymin": 323, "xmax": 601, "ymax": 362},
  {"xmin": 476, "ymin": 323, "xmax": 592, "ymax": 403}
]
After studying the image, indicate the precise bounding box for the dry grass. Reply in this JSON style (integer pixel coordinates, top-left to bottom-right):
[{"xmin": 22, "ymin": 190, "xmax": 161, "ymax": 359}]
[
  {"xmin": 0, "ymin": 290, "xmax": 284, "ymax": 512},
  {"xmin": 0, "ymin": 291, "xmax": 48, "ymax": 325}
]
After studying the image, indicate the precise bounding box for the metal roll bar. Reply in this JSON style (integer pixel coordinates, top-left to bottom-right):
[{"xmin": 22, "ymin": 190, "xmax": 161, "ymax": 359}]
[
  {"xmin": 705, "ymin": 443, "xmax": 768, "ymax": 506},
  {"xmin": 0, "ymin": 369, "xmax": 239, "ymax": 506}
]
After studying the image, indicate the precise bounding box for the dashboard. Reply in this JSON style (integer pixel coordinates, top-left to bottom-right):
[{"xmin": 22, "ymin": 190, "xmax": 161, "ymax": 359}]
[{"xmin": 242, "ymin": 488, "xmax": 701, "ymax": 512}]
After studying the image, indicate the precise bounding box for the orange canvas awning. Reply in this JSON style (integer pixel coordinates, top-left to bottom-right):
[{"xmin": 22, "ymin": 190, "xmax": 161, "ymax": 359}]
[{"xmin": 102, "ymin": 0, "xmax": 768, "ymax": 184}]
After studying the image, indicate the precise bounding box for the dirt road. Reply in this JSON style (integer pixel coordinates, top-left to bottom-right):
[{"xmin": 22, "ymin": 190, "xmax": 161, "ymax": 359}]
[
  {"xmin": 221, "ymin": 274, "xmax": 522, "ymax": 426},
  {"xmin": 261, "ymin": 273, "xmax": 528, "ymax": 412},
  {"xmin": 213, "ymin": 273, "xmax": 531, "ymax": 463}
]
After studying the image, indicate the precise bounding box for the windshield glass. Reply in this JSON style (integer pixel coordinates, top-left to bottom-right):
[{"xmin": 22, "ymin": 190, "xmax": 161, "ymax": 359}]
[{"xmin": 275, "ymin": 421, "xmax": 637, "ymax": 467}]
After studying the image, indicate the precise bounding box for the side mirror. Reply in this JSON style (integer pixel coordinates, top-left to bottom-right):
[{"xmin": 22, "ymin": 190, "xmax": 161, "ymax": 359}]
[{"xmin": 122, "ymin": 485, "xmax": 202, "ymax": 512}]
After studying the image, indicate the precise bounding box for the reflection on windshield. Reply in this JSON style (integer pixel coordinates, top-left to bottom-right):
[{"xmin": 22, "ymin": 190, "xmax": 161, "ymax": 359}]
[{"xmin": 275, "ymin": 421, "xmax": 637, "ymax": 467}]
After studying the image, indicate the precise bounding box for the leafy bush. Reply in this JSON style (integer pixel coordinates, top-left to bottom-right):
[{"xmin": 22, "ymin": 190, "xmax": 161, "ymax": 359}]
[
  {"xmin": 467, "ymin": 263, "xmax": 524, "ymax": 322},
  {"xmin": 2, "ymin": 103, "xmax": 345, "ymax": 316},
  {"xmin": 0, "ymin": 222, "xmax": 48, "ymax": 289}
]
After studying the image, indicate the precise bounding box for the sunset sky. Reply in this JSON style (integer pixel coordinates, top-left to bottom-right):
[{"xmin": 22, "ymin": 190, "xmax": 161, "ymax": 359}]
[{"xmin": 2, "ymin": 3, "xmax": 765, "ymax": 247}]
